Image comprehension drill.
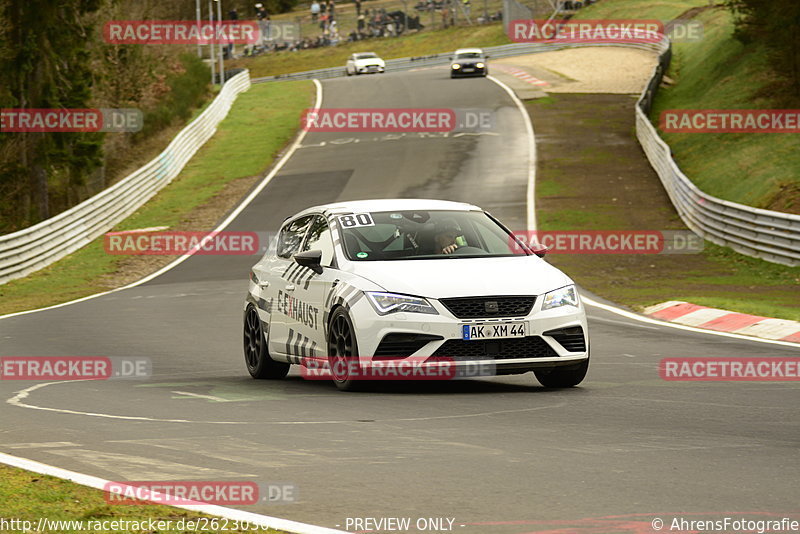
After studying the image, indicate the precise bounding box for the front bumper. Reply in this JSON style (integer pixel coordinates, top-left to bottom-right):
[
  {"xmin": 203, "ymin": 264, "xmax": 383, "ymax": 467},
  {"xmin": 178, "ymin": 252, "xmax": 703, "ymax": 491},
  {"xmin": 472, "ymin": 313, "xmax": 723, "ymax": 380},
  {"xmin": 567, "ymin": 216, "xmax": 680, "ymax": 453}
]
[
  {"xmin": 358, "ymin": 65, "xmax": 385, "ymax": 74},
  {"xmin": 451, "ymin": 65, "xmax": 486, "ymax": 77},
  {"xmin": 344, "ymin": 295, "xmax": 589, "ymax": 373}
]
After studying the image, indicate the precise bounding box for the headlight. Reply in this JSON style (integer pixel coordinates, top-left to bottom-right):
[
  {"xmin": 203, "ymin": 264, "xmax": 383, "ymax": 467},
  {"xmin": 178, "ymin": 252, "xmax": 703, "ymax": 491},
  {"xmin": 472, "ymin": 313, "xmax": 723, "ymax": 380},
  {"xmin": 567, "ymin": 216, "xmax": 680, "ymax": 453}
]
[
  {"xmin": 476, "ymin": 62, "xmax": 485, "ymax": 68},
  {"xmin": 541, "ymin": 285, "xmax": 579, "ymax": 311},
  {"xmin": 366, "ymin": 292, "xmax": 438, "ymax": 315},
  {"xmin": 452, "ymin": 64, "xmax": 461, "ymax": 69}
]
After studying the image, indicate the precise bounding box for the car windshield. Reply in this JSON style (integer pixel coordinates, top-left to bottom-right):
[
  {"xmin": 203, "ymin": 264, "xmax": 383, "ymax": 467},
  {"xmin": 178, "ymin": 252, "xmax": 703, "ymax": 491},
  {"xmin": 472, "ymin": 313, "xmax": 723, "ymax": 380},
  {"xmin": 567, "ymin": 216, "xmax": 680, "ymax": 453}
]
[
  {"xmin": 356, "ymin": 53, "xmax": 378, "ymax": 59},
  {"xmin": 336, "ymin": 210, "xmax": 529, "ymax": 261},
  {"xmin": 455, "ymin": 52, "xmax": 482, "ymax": 59}
]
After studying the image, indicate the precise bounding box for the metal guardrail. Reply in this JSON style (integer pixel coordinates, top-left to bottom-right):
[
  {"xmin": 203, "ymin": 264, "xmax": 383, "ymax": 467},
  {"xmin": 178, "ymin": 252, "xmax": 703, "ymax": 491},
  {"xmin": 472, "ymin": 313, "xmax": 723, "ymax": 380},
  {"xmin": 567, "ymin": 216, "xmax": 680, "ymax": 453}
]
[
  {"xmin": 251, "ymin": 40, "xmax": 667, "ymax": 83},
  {"xmin": 0, "ymin": 70, "xmax": 252, "ymax": 285},
  {"xmin": 633, "ymin": 37, "xmax": 800, "ymax": 266},
  {"xmin": 254, "ymin": 37, "xmax": 800, "ymax": 266},
  {"xmin": 3, "ymin": 33, "xmax": 797, "ymax": 285}
]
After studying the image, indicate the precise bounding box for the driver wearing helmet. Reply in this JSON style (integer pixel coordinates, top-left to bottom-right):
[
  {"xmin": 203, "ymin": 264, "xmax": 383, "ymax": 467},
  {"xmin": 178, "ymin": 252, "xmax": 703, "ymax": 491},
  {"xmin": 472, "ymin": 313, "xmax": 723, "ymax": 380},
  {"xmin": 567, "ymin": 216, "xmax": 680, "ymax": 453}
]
[{"xmin": 433, "ymin": 219, "xmax": 461, "ymax": 254}]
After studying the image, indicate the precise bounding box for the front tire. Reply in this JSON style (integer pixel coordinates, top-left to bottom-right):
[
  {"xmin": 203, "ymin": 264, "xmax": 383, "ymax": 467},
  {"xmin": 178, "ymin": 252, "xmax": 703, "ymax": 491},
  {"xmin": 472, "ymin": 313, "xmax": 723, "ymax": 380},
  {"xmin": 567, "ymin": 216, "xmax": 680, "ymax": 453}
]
[
  {"xmin": 534, "ymin": 357, "xmax": 589, "ymax": 388},
  {"xmin": 244, "ymin": 305, "xmax": 290, "ymax": 379},
  {"xmin": 327, "ymin": 308, "xmax": 362, "ymax": 391}
]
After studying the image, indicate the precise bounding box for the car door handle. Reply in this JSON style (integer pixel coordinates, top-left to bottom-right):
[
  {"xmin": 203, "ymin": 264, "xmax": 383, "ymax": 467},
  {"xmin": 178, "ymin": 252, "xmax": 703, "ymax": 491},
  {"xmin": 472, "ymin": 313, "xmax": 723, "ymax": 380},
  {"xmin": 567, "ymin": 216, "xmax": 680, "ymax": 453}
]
[
  {"xmin": 258, "ymin": 281, "xmax": 270, "ymax": 288},
  {"xmin": 285, "ymin": 285, "xmax": 295, "ymax": 292}
]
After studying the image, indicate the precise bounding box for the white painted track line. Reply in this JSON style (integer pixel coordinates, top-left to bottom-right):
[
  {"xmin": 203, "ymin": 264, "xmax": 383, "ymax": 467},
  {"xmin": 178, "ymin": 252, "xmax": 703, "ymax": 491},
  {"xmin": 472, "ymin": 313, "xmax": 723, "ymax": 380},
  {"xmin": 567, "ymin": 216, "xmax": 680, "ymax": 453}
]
[
  {"xmin": 0, "ymin": 452, "xmax": 346, "ymax": 534},
  {"xmin": 0, "ymin": 79, "xmax": 336, "ymax": 534}
]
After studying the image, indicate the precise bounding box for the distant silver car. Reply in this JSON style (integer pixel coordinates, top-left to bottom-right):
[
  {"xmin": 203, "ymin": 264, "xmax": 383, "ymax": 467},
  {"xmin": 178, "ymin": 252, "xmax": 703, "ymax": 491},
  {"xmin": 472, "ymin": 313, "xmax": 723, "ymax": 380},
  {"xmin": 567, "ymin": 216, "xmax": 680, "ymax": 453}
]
[
  {"xmin": 345, "ymin": 52, "xmax": 386, "ymax": 75},
  {"xmin": 450, "ymin": 48, "xmax": 488, "ymax": 78}
]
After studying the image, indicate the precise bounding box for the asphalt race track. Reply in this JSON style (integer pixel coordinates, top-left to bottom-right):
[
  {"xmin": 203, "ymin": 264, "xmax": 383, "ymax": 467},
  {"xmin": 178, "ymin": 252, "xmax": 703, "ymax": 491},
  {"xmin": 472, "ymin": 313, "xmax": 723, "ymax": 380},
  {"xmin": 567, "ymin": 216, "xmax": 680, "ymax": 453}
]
[{"xmin": 1, "ymin": 68, "xmax": 798, "ymax": 532}]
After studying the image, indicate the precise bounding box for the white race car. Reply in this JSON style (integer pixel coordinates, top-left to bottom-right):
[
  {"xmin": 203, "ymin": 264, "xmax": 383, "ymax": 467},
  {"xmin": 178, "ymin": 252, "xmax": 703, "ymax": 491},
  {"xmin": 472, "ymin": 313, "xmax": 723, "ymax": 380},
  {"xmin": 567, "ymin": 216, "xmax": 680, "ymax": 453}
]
[
  {"xmin": 243, "ymin": 199, "xmax": 589, "ymax": 390},
  {"xmin": 345, "ymin": 52, "xmax": 386, "ymax": 75}
]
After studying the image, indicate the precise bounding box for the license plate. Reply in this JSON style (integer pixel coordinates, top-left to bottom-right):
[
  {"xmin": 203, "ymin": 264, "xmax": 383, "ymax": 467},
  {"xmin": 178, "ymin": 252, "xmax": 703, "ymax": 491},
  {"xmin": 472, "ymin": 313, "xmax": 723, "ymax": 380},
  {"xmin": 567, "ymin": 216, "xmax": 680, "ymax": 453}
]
[
  {"xmin": 462, "ymin": 68, "xmax": 474, "ymax": 72},
  {"xmin": 462, "ymin": 322, "xmax": 526, "ymax": 340}
]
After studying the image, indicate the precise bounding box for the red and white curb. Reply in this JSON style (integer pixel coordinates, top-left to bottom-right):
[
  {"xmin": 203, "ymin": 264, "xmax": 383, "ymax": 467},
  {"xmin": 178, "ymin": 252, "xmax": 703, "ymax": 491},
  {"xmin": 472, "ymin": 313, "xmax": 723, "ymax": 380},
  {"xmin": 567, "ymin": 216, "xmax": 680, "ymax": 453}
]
[
  {"xmin": 644, "ymin": 301, "xmax": 800, "ymax": 344},
  {"xmin": 492, "ymin": 65, "xmax": 549, "ymax": 87}
]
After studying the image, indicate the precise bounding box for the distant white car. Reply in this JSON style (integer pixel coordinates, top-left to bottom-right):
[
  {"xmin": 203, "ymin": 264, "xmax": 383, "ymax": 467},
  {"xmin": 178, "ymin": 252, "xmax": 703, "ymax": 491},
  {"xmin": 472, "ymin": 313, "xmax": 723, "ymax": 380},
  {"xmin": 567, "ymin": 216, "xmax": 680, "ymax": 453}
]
[
  {"xmin": 243, "ymin": 199, "xmax": 590, "ymax": 391},
  {"xmin": 345, "ymin": 52, "xmax": 386, "ymax": 75}
]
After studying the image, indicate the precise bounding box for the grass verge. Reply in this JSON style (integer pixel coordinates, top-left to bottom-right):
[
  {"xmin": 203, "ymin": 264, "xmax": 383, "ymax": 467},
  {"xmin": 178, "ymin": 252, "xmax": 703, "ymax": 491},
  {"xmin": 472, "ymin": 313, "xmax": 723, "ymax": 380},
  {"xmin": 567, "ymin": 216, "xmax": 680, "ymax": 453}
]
[
  {"xmin": 574, "ymin": 0, "xmax": 708, "ymax": 20},
  {"xmin": 229, "ymin": 23, "xmax": 509, "ymax": 77},
  {"xmin": 528, "ymin": 93, "xmax": 800, "ymax": 321},
  {"xmin": 649, "ymin": 7, "xmax": 800, "ymax": 212},
  {"xmin": 0, "ymin": 80, "xmax": 315, "ymax": 316},
  {"xmin": 0, "ymin": 464, "xmax": 279, "ymax": 534}
]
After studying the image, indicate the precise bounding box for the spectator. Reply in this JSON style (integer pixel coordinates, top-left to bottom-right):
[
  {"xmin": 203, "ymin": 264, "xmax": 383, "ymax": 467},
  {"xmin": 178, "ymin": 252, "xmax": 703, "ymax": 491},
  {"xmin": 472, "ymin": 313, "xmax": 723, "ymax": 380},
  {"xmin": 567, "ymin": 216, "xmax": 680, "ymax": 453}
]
[
  {"xmin": 357, "ymin": 12, "xmax": 365, "ymax": 31},
  {"xmin": 462, "ymin": 0, "xmax": 470, "ymax": 17},
  {"xmin": 355, "ymin": 0, "xmax": 362, "ymax": 16},
  {"xmin": 310, "ymin": 0, "xmax": 321, "ymax": 21},
  {"xmin": 255, "ymin": 3, "xmax": 269, "ymax": 47},
  {"xmin": 227, "ymin": 8, "xmax": 238, "ymax": 58}
]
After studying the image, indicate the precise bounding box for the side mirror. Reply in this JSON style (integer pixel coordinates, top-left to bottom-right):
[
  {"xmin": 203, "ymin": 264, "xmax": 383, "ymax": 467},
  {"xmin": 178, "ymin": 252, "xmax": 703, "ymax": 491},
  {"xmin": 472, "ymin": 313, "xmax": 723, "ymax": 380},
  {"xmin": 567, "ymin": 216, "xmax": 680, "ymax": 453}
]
[
  {"xmin": 294, "ymin": 249, "xmax": 323, "ymax": 273},
  {"xmin": 532, "ymin": 244, "xmax": 548, "ymax": 258},
  {"xmin": 484, "ymin": 55, "xmax": 490, "ymax": 59}
]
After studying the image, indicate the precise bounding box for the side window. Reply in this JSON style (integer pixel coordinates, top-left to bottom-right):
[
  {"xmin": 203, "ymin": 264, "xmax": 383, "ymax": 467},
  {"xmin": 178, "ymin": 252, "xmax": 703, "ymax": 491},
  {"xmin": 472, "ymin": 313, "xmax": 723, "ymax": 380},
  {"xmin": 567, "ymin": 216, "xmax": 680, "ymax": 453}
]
[
  {"xmin": 277, "ymin": 216, "xmax": 313, "ymax": 258},
  {"xmin": 301, "ymin": 215, "xmax": 335, "ymax": 266}
]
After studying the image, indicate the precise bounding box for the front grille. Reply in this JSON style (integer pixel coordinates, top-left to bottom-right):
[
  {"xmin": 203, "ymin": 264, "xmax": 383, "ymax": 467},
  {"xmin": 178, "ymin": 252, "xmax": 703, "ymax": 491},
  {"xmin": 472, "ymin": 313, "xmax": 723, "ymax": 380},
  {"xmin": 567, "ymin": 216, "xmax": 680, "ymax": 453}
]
[
  {"xmin": 432, "ymin": 336, "xmax": 557, "ymax": 360},
  {"xmin": 440, "ymin": 296, "xmax": 535, "ymax": 319},
  {"xmin": 543, "ymin": 326, "xmax": 586, "ymax": 352},
  {"xmin": 374, "ymin": 333, "xmax": 443, "ymax": 358}
]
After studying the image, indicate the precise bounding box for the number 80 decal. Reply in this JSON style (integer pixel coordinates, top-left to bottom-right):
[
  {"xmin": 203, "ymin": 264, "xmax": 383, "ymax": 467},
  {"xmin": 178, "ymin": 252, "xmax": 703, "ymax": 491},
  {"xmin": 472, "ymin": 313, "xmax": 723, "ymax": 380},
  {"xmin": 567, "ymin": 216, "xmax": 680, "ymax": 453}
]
[{"xmin": 338, "ymin": 213, "xmax": 375, "ymax": 228}]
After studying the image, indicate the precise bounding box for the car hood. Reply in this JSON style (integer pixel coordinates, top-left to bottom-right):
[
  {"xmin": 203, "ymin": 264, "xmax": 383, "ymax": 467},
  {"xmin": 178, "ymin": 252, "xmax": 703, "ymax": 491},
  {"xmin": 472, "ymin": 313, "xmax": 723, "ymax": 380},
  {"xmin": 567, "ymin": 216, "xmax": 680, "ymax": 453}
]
[{"xmin": 349, "ymin": 256, "xmax": 572, "ymax": 299}]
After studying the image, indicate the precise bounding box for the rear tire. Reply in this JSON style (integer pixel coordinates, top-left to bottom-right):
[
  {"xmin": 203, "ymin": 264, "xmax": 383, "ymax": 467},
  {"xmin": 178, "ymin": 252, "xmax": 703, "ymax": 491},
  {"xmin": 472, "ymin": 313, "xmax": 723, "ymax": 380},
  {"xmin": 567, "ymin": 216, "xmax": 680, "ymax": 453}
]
[
  {"xmin": 327, "ymin": 308, "xmax": 363, "ymax": 391},
  {"xmin": 534, "ymin": 358, "xmax": 589, "ymax": 388},
  {"xmin": 244, "ymin": 305, "xmax": 290, "ymax": 379}
]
